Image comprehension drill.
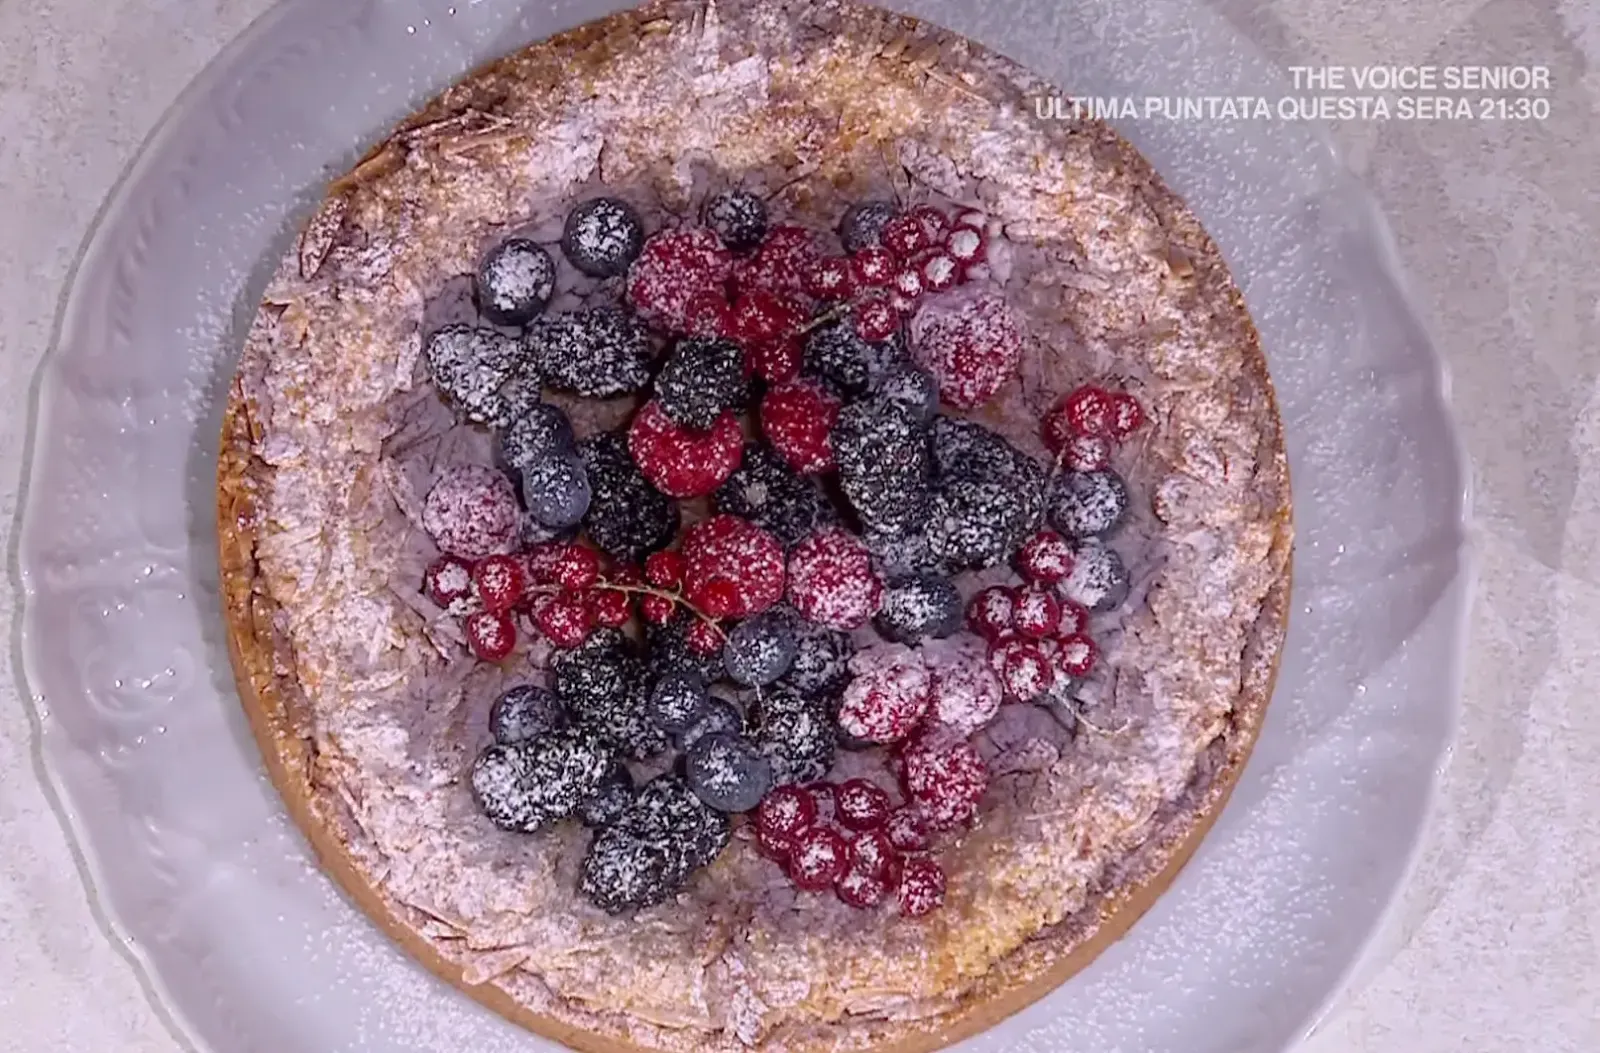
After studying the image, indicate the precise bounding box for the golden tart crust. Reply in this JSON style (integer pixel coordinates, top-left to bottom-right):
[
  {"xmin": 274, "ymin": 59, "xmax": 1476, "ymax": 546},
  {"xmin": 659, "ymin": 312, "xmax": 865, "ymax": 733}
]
[{"xmin": 218, "ymin": 1, "xmax": 1292, "ymax": 1049}]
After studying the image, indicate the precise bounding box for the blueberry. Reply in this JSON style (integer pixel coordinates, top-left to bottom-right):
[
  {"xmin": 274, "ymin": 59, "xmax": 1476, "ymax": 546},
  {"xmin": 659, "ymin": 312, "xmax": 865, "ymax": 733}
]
[
  {"xmin": 528, "ymin": 307, "xmax": 652, "ymax": 398},
  {"xmin": 470, "ymin": 727, "xmax": 618, "ymax": 833},
  {"xmin": 722, "ymin": 610, "xmax": 798, "ymax": 688},
  {"xmin": 838, "ymin": 200, "xmax": 899, "ymax": 254},
  {"xmin": 1048, "ymin": 469, "xmax": 1131, "ymax": 539},
  {"xmin": 1060, "ymin": 539, "xmax": 1131, "ymax": 613},
  {"xmin": 778, "ymin": 621, "xmax": 854, "ymax": 701},
  {"xmin": 488, "ymin": 684, "xmax": 567, "ymax": 745},
  {"xmin": 499, "ymin": 403, "xmax": 577, "ymax": 472},
  {"xmin": 654, "ymin": 337, "xmax": 748, "ymax": 430},
  {"xmin": 685, "ymin": 732, "xmax": 773, "ymax": 813},
  {"xmin": 520, "ymin": 452, "xmax": 592, "ymax": 531},
  {"xmin": 649, "ymin": 671, "xmax": 710, "ymax": 733},
  {"xmin": 678, "ymin": 698, "xmax": 744, "ymax": 752},
  {"xmin": 703, "ymin": 190, "xmax": 769, "ymax": 252},
  {"xmin": 576, "ymin": 762, "xmax": 635, "ymax": 828},
  {"xmin": 875, "ymin": 574, "xmax": 963, "ymax": 644},
  {"xmin": 561, "ymin": 197, "xmax": 645, "ymax": 278},
  {"xmin": 477, "ymin": 237, "xmax": 556, "ymax": 327}
]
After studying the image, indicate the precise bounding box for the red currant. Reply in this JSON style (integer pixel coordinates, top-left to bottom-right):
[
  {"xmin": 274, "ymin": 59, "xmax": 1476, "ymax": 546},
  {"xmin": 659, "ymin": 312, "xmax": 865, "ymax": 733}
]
[
  {"xmin": 534, "ymin": 592, "xmax": 593, "ymax": 649},
  {"xmin": 464, "ymin": 609, "xmax": 516, "ymax": 662},
  {"xmin": 644, "ymin": 550, "xmax": 685, "ymax": 589},
  {"xmin": 522, "ymin": 541, "xmax": 568, "ymax": 585},
  {"xmin": 1012, "ymin": 587, "xmax": 1061, "ymax": 639},
  {"xmin": 998, "ymin": 640, "xmax": 1055, "ymax": 701},
  {"xmin": 836, "ymin": 868, "xmax": 889, "ymax": 909},
  {"xmin": 849, "ymin": 246, "xmax": 897, "ymax": 287},
  {"xmin": 554, "ymin": 544, "xmax": 601, "ymax": 591},
  {"xmin": 802, "ymin": 255, "xmax": 855, "ymax": 301},
  {"xmin": 1057, "ymin": 599, "xmax": 1090, "ymax": 637},
  {"xmin": 1064, "ymin": 433, "xmax": 1112, "ymax": 472},
  {"xmin": 1052, "ymin": 385, "xmax": 1114, "ymax": 440},
  {"xmin": 919, "ymin": 252, "xmax": 960, "ymax": 293},
  {"xmin": 471, "ymin": 554, "xmax": 526, "ymax": 613},
  {"xmin": 965, "ymin": 585, "xmax": 1016, "ymax": 640},
  {"xmin": 423, "ymin": 556, "xmax": 474, "ymax": 607},
  {"xmin": 944, "ymin": 224, "xmax": 987, "ymax": 267},
  {"xmin": 587, "ymin": 588, "xmax": 632, "ymax": 629},
  {"xmin": 1108, "ymin": 391, "xmax": 1146, "ymax": 439},
  {"xmin": 836, "ymin": 779, "xmax": 892, "ymax": 831},
  {"xmin": 1055, "ymin": 633, "xmax": 1098, "ymax": 678},
  {"xmin": 846, "ymin": 828, "xmax": 897, "ymax": 880},
  {"xmin": 880, "ymin": 214, "xmax": 929, "ymax": 258},
  {"xmin": 906, "ymin": 204, "xmax": 951, "ymax": 244},
  {"xmin": 852, "ymin": 294, "xmax": 900, "ymax": 342},
  {"xmin": 897, "ymin": 856, "xmax": 946, "ymax": 917},
  {"xmin": 1016, "ymin": 530, "xmax": 1074, "ymax": 584},
  {"xmin": 787, "ymin": 827, "xmax": 848, "ymax": 891},
  {"xmin": 755, "ymin": 785, "xmax": 817, "ymax": 859},
  {"xmin": 883, "ymin": 807, "xmax": 930, "ymax": 853},
  {"xmin": 685, "ymin": 619, "xmax": 723, "ymax": 656},
  {"xmin": 639, "ymin": 594, "xmax": 677, "ymax": 626}
]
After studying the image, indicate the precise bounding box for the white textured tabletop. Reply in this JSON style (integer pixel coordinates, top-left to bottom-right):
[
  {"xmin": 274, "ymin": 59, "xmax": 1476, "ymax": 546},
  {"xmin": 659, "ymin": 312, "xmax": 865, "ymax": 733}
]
[{"xmin": 1, "ymin": 1, "xmax": 1596, "ymax": 1051}]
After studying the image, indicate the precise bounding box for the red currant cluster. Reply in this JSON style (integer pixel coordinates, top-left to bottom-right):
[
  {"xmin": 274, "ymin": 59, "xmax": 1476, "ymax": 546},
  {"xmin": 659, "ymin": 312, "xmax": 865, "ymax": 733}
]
[
  {"xmin": 1041, "ymin": 383, "xmax": 1146, "ymax": 471},
  {"xmin": 967, "ymin": 529, "xmax": 1097, "ymax": 704}
]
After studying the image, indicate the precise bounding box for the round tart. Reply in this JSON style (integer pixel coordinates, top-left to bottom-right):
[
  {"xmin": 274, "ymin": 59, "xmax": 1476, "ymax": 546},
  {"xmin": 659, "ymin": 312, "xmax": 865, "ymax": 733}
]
[{"xmin": 217, "ymin": 1, "xmax": 1293, "ymax": 1050}]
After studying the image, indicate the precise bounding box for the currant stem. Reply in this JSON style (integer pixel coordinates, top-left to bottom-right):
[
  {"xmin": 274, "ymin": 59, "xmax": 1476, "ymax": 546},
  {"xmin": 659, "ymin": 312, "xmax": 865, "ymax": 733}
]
[{"xmin": 593, "ymin": 581, "xmax": 730, "ymax": 644}]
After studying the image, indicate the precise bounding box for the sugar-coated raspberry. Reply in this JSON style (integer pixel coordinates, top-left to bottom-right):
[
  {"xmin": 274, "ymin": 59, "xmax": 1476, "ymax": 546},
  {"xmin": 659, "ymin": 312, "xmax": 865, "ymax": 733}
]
[
  {"xmin": 902, "ymin": 737, "xmax": 986, "ymax": 803},
  {"xmin": 755, "ymin": 784, "xmax": 817, "ymax": 859},
  {"xmin": 1063, "ymin": 433, "xmax": 1112, "ymax": 472},
  {"xmin": 786, "ymin": 528, "xmax": 884, "ymax": 630},
  {"xmin": 852, "ymin": 294, "xmax": 900, "ymax": 342},
  {"xmin": 996, "ymin": 639, "xmax": 1055, "ymax": 701},
  {"xmin": 625, "ymin": 227, "xmax": 733, "ymax": 333},
  {"xmin": 1108, "ymin": 391, "xmax": 1146, "ymax": 439},
  {"xmin": 926, "ymin": 635, "xmax": 1003, "ymax": 735},
  {"xmin": 465, "ymin": 609, "xmax": 516, "ymax": 662},
  {"xmin": 803, "ymin": 255, "xmax": 855, "ymax": 301},
  {"xmin": 908, "ymin": 289, "xmax": 1023, "ymax": 409},
  {"xmin": 535, "ymin": 592, "xmax": 594, "ymax": 649},
  {"xmin": 644, "ymin": 550, "xmax": 685, "ymax": 589},
  {"xmin": 1057, "ymin": 599, "xmax": 1090, "ymax": 638},
  {"xmin": 587, "ymin": 588, "xmax": 633, "ymax": 629},
  {"xmin": 836, "ymin": 867, "xmax": 889, "ymax": 909},
  {"xmin": 838, "ymin": 643, "xmax": 932, "ymax": 744},
  {"xmin": 761, "ymin": 380, "xmax": 840, "ymax": 475},
  {"xmin": 898, "ymin": 856, "xmax": 946, "ymax": 917},
  {"xmin": 733, "ymin": 224, "xmax": 820, "ymax": 298},
  {"xmin": 1013, "ymin": 587, "xmax": 1061, "ymax": 639},
  {"xmin": 850, "ymin": 246, "xmax": 898, "ymax": 287},
  {"xmin": 627, "ymin": 401, "xmax": 744, "ymax": 499},
  {"xmin": 846, "ymin": 828, "xmax": 896, "ymax": 880},
  {"xmin": 944, "ymin": 224, "xmax": 987, "ymax": 267},
  {"xmin": 1044, "ymin": 385, "xmax": 1114, "ymax": 443},
  {"xmin": 422, "ymin": 465, "xmax": 522, "ymax": 560},
  {"xmin": 883, "ymin": 807, "xmax": 930, "ymax": 853},
  {"xmin": 554, "ymin": 544, "xmax": 601, "ymax": 591},
  {"xmin": 788, "ymin": 826, "xmax": 849, "ymax": 891},
  {"xmin": 1055, "ymin": 633, "xmax": 1098, "ymax": 678},
  {"xmin": 919, "ymin": 252, "xmax": 960, "ymax": 293},
  {"xmin": 681, "ymin": 514, "xmax": 787, "ymax": 618},
  {"xmin": 472, "ymin": 554, "xmax": 526, "ymax": 613},
  {"xmin": 730, "ymin": 289, "xmax": 807, "ymax": 346},
  {"xmin": 685, "ymin": 619, "xmax": 724, "ymax": 656},
  {"xmin": 836, "ymin": 779, "xmax": 893, "ymax": 831},
  {"xmin": 423, "ymin": 556, "xmax": 474, "ymax": 608},
  {"xmin": 1016, "ymin": 530, "xmax": 1075, "ymax": 585},
  {"xmin": 965, "ymin": 585, "xmax": 1016, "ymax": 640},
  {"xmin": 684, "ymin": 290, "xmax": 734, "ymax": 338},
  {"xmin": 640, "ymin": 593, "xmax": 677, "ymax": 626},
  {"xmin": 880, "ymin": 214, "xmax": 929, "ymax": 258}
]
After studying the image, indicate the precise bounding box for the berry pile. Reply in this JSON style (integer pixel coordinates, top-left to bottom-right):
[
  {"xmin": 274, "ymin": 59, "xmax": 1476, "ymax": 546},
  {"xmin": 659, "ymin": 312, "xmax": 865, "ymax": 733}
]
[{"xmin": 412, "ymin": 187, "xmax": 1150, "ymax": 919}]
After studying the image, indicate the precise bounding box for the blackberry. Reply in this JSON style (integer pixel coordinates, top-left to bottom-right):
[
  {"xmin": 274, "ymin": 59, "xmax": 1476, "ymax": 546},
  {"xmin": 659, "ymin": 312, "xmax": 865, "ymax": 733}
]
[
  {"xmin": 1060, "ymin": 539, "xmax": 1131, "ymax": 613},
  {"xmin": 778, "ymin": 621, "xmax": 854, "ymax": 701},
  {"xmin": 470, "ymin": 726, "xmax": 617, "ymax": 832},
  {"xmin": 678, "ymin": 698, "xmax": 746, "ymax": 752},
  {"xmin": 713, "ymin": 444, "xmax": 831, "ymax": 548},
  {"xmin": 527, "ymin": 307, "xmax": 652, "ymax": 398},
  {"xmin": 576, "ymin": 761, "xmax": 635, "ymax": 828},
  {"xmin": 578, "ymin": 432, "xmax": 680, "ymax": 563},
  {"xmin": 424, "ymin": 324, "xmax": 534, "ymax": 426},
  {"xmin": 685, "ymin": 732, "xmax": 773, "ymax": 812},
  {"xmin": 802, "ymin": 321, "xmax": 905, "ymax": 399},
  {"xmin": 580, "ymin": 826, "xmax": 680, "ymax": 913},
  {"xmin": 875, "ymin": 574, "xmax": 963, "ymax": 644},
  {"xmin": 926, "ymin": 471, "xmax": 1034, "ymax": 570},
  {"xmin": 877, "ymin": 363, "xmax": 938, "ymax": 421},
  {"xmin": 616, "ymin": 774, "xmax": 731, "ymax": 875},
  {"xmin": 561, "ymin": 197, "xmax": 645, "ymax": 278},
  {"xmin": 649, "ymin": 671, "xmax": 710, "ymax": 734},
  {"xmin": 498, "ymin": 403, "xmax": 577, "ymax": 473},
  {"xmin": 654, "ymin": 337, "xmax": 747, "ymax": 430},
  {"xmin": 488, "ymin": 684, "xmax": 567, "ymax": 745},
  {"xmin": 703, "ymin": 190, "xmax": 769, "ymax": 252},
  {"xmin": 862, "ymin": 525, "xmax": 948, "ymax": 579},
  {"xmin": 520, "ymin": 452, "xmax": 592, "ymax": 531},
  {"xmin": 752, "ymin": 689, "xmax": 837, "ymax": 786},
  {"xmin": 477, "ymin": 237, "xmax": 556, "ymax": 327},
  {"xmin": 1048, "ymin": 469, "xmax": 1131, "ymax": 539},
  {"xmin": 722, "ymin": 609, "xmax": 798, "ymax": 688},
  {"xmin": 551, "ymin": 630, "xmax": 668, "ymax": 760},
  {"xmin": 831, "ymin": 399, "xmax": 932, "ymax": 535},
  {"xmin": 929, "ymin": 418, "xmax": 1047, "ymax": 548},
  {"xmin": 838, "ymin": 200, "xmax": 899, "ymax": 254},
  {"xmin": 646, "ymin": 611, "xmax": 727, "ymax": 685}
]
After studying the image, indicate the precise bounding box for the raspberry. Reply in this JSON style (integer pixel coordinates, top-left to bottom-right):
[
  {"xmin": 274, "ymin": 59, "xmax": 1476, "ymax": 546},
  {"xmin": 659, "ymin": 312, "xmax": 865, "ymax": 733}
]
[
  {"xmin": 423, "ymin": 556, "xmax": 474, "ymax": 608},
  {"xmin": 554, "ymin": 544, "xmax": 601, "ymax": 591},
  {"xmin": 755, "ymin": 784, "xmax": 817, "ymax": 859},
  {"xmin": 836, "ymin": 779, "xmax": 892, "ymax": 831},
  {"xmin": 1016, "ymin": 530, "xmax": 1075, "ymax": 584},
  {"xmin": 681, "ymin": 515, "xmax": 786, "ymax": 618},
  {"xmin": 926, "ymin": 635, "xmax": 1003, "ymax": 735},
  {"xmin": 850, "ymin": 246, "xmax": 898, "ymax": 287},
  {"xmin": 422, "ymin": 465, "xmax": 522, "ymax": 560},
  {"xmin": 1108, "ymin": 392, "xmax": 1146, "ymax": 439},
  {"xmin": 761, "ymin": 381, "xmax": 840, "ymax": 475},
  {"xmin": 965, "ymin": 585, "xmax": 1016, "ymax": 640},
  {"xmin": 730, "ymin": 289, "xmax": 806, "ymax": 346},
  {"xmin": 1044, "ymin": 385, "xmax": 1114, "ymax": 443},
  {"xmin": 919, "ymin": 252, "xmax": 960, "ymax": 293},
  {"xmin": 1063, "ymin": 433, "xmax": 1112, "ymax": 472},
  {"xmin": 847, "ymin": 830, "xmax": 897, "ymax": 885},
  {"xmin": 851, "ymin": 293, "xmax": 900, "ymax": 343},
  {"xmin": 838, "ymin": 643, "xmax": 932, "ymax": 745},
  {"xmin": 883, "ymin": 807, "xmax": 929, "ymax": 853},
  {"xmin": 908, "ymin": 288, "xmax": 1023, "ymax": 409},
  {"xmin": 685, "ymin": 619, "xmax": 724, "ymax": 656},
  {"xmin": 625, "ymin": 227, "xmax": 733, "ymax": 333},
  {"xmin": 640, "ymin": 593, "xmax": 677, "ymax": 626},
  {"xmin": 898, "ymin": 856, "xmax": 946, "ymax": 917},
  {"xmin": 786, "ymin": 528, "xmax": 884, "ymax": 630},
  {"xmin": 1057, "ymin": 599, "xmax": 1090, "ymax": 637},
  {"xmin": 627, "ymin": 401, "xmax": 744, "ymax": 498},
  {"xmin": 1013, "ymin": 587, "xmax": 1061, "ymax": 639},
  {"xmin": 588, "ymin": 588, "xmax": 633, "ymax": 629},
  {"xmin": 944, "ymin": 224, "xmax": 987, "ymax": 267},
  {"xmin": 902, "ymin": 738, "xmax": 987, "ymax": 831},
  {"xmin": 733, "ymin": 224, "xmax": 820, "ymax": 298},
  {"xmin": 465, "ymin": 609, "xmax": 516, "ymax": 662},
  {"xmin": 747, "ymin": 336, "xmax": 805, "ymax": 384},
  {"xmin": 880, "ymin": 214, "xmax": 929, "ymax": 258},
  {"xmin": 787, "ymin": 826, "xmax": 848, "ymax": 891},
  {"xmin": 1055, "ymin": 633, "xmax": 1098, "ymax": 678},
  {"xmin": 535, "ymin": 592, "xmax": 594, "ymax": 649},
  {"xmin": 907, "ymin": 204, "xmax": 951, "ymax": 244},
  {"xmin": 836, "ymin": 868, "xmax": 889, "ymax": 909},
  {"xmin": 472, "ymin": 554, "xmax": 526, "ymax": 613},
  {"xmin": 803, "ymin": 255, "xmax": 855, "ymax": 301},
  {"xmin": 995, "ymin": 639, "xmax": 1055, "ymax": 701},
  {"xmin": 644, "ymin": 550, "xmax": 685, "ymax": 589}
]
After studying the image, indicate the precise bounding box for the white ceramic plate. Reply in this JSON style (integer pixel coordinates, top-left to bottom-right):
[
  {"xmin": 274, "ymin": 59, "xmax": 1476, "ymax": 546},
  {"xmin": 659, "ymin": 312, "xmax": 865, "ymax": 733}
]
[{"xmin": 16, "ymin": 0, "xmax": 1470, "ymax": 1051}]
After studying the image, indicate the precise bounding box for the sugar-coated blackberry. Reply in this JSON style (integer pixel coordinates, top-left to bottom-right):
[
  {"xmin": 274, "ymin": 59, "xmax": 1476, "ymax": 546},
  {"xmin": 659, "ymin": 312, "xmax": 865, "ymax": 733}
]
[
  {"xmin": 838, "ymin": 200, "xmax": 899, "ymax": 254},
  {"xmin": 654, "ymin": 337, "xmax": 748, "ymax": 430},
  {"xmin": 649, "ymin": 671, "xmax": 710, "ymax": 733},
  {"xmin": 615, "ymin": 774, "xmax": 731, "ymax": 875},
  {"xmin": 802, "ymin": 321, "xmax": 904, "ymax": 399},
  {"xmin": 753, "ymin": 689, "xmax": 837, "ymax": 786},
  {"xmin": 580, "ymin": 826, "xmax": 679, "ymax": 914},
  {"xmin": 704, "ymin": 190, "xmax": 769, "ymax": 252},
  {"xmin": 576, "ymin": 761, "xmax": 635, "ymax": 828},
  {"xmin": 778, "ymin": 620, "xmax": 854, "ymax": 701},
  {"xmin": 678, "ymin": 697, "xmax": 745, "ymax": 752},
  {"xmin": 520, "ymin": 452, "xmax": 592, "ymax": 531},
  {"xmin": 470, "ymin": 727, "xmax": 617, "ymax": 833},
  {"xmin": 1060, "ymin": 539, "xmax": 1131, "ymax": 613},
  {"xmin": 722, "ymin": 609, "xmax": 798, "ymax": 687},
  {"xmin": 926, "ymin": 471, "xmax": 1034, "ymax": 570},
  {"xmin": 832, "ymin": 398, "xmax": 932, "ymax": 535},
  {"xmin": 424, "ymin": 324, "xmax": 533, "ymax": 426},
  {"xmin": 646, "ymin": 611, "xmax": 727, "ymax": 685},
  {"xmin": 685, "ymin": 731, "xmax": 773, "ymax": 812},
  {"xmin": 527, "ymin": 307, "xmax": 653, "ymax": 398},
  {"xmin": 1048, "ymin": 469, "xmax": 1131, "ymax": 539},
  {"xmin": 578, "ymin": 432, "xmax": 680, "ymax": 563},
  {"xmin": 551, "ymin": 630, "xmax": 668, "ymax": 760},
  {"xmin": 875, "ymin": 574, "xmax": 963, "ymax": 644},
  {"xmin": 499, "ymin": 403, "xmax": 577, "ymax": 473},
  {"xmin": 863, "ymin": 525, "xmax": 949, "ymax": 579},
  {"xmin": 477, "ymin": 237, "xmax": 556, "ymax": 327},
  {"xmin": 877, "ymin": 363, "xmax": 938, "ymax": 422},
  {"xmin": 489, "ymin": 684, "xmax": 567, "ymax": 745},
  {"xmin": 929, "ymin": 418, "xmax": 1047, "ymax": 547},
  {"xmin": 713, "ymin": 443, "xmax": 832, "ymax": 549},
  {"xmin": 562, "ymin": 197, "xmax": 646, "ymax": 278}
]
